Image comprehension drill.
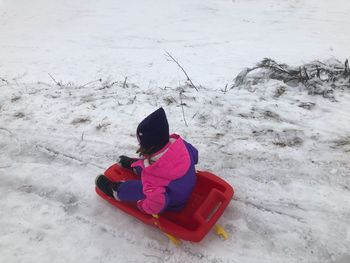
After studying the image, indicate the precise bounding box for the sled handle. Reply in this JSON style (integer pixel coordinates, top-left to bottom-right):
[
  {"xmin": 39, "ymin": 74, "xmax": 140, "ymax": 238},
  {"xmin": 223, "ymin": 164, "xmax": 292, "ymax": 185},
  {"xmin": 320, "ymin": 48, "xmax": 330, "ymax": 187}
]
[{"xmin": 194, "ymin": 188, "xmax": 228, "ymax": 225}]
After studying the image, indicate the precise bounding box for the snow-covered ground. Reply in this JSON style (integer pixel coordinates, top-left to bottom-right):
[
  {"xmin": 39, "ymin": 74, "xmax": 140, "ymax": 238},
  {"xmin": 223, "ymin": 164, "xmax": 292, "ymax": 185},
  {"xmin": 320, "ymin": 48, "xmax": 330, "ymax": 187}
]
[
  {"xmin": 1, "ymin": 0, "xmax": 350, "ymax": 263},
  {"xmin": 1, "ymin": 0, "xmax": 350, "ymax": 88}
]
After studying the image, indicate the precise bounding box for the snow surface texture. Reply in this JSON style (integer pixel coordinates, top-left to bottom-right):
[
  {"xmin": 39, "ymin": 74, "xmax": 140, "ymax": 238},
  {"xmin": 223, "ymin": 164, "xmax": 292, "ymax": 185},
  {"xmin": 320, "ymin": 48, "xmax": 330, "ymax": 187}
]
[
  {"xmin": 1, "ymin": 0, "xmax": 350, "ymax": 89},
  {"xmin": 1, "ymin": 69, "xmax": 350, "ymax": 263},
  {"xmin": 1, "ymin": 0, "xmax": 350, "ymax": 263}
]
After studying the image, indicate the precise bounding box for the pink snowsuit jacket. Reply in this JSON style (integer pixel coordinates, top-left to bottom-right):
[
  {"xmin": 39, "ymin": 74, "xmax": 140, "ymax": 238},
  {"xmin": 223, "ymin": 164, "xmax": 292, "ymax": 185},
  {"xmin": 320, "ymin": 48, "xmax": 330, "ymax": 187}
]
[{"xmin": 131, "ymin": 134, "xmax": 198, "ymax": 214}]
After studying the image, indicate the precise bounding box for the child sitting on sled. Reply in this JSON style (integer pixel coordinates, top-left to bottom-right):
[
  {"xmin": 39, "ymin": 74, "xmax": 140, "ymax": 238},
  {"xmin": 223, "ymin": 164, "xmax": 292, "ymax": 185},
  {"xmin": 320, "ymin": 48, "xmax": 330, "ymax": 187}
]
[{"xmin": 95, "ymin": 107, "xmax": 198, "ymax": 215}]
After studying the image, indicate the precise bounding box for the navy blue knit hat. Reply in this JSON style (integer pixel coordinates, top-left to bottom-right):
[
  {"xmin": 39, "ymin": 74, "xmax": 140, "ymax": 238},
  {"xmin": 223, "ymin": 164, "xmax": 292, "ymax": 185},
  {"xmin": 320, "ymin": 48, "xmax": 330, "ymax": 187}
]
[{"xmin": 136, "ymin": 108, "xmax": 169, "ymax": 152}]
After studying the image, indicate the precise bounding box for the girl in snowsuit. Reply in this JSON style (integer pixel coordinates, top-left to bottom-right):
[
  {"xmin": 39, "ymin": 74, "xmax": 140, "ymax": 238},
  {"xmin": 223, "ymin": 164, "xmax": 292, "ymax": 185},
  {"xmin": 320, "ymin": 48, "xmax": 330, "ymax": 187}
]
[{"xmin": 95, "ymin": 107, "xmax": 198, "ymax": 215}]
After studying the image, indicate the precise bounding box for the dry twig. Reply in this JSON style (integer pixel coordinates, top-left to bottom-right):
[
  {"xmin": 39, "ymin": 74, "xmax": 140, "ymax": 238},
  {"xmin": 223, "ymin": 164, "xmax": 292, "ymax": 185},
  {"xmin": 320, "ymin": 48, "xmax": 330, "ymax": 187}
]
[
  {"xmin": 123, "ymin": 77, "xmax": 128, "ymax": 89},
  {"xmin": 48, "ymin": 73, "xmax": 62, "ymax": 87},
  {"xmin": 0, "ymin": 77, "xmax": 9, "ymax": 84},
  {"xmin": 80, "ymin": 79, "xmax": 102, "ymax": 88},
  {"xmin": 179, "ymin": 91, "xmax": 188, "ymax": 126},
  {"xmin": 165, "ymin": 51, "xmax": 199, "ymax": 91},
  {"xmin": 231, "ymin": 58, "xmax": 350, "ymax": 99}
]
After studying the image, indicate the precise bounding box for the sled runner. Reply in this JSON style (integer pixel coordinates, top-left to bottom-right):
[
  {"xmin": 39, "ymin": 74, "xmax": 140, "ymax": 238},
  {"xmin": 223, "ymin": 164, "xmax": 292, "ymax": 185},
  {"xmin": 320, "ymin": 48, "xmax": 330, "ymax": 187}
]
[{"xmin": 95, "ymin": 164, "xmax": 234, "ymax": 244}]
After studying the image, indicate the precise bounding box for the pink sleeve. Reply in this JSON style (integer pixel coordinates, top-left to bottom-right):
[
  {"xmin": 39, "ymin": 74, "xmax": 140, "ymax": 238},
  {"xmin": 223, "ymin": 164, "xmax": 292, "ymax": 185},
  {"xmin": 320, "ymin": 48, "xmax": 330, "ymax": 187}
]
[{"xmin": 137, "ymin": 184, "xmax": 167, "ymax": 215}]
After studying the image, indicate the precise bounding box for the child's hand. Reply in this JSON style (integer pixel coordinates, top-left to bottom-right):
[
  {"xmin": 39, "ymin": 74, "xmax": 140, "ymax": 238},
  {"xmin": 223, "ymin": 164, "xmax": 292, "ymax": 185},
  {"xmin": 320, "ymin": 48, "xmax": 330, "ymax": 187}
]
[{"xmin": 119, "ymin": 155, "xmax": 136, "ymax": 169}]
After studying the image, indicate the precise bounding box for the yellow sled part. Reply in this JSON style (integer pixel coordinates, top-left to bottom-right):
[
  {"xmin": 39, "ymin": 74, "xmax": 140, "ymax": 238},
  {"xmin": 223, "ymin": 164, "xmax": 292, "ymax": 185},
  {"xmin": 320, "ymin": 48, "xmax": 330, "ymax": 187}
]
[
  {"xmin": 152, "ymin": 214, "xmax": 182, "ymax": 246},
  {"xmin": 214, "ymin": 224, "xmax": 229, "ymax": 240},
  {"xmin": 165, "ymin": 233, "xmax": 182, "ymax": 246}
]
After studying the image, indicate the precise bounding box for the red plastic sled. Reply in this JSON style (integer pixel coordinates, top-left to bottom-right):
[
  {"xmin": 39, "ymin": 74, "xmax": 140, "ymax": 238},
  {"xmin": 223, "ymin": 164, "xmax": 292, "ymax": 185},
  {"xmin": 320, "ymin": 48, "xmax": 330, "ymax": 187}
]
[{"xmin": 95, "ymin": 164, "xmax": 234, "ymax": 242}]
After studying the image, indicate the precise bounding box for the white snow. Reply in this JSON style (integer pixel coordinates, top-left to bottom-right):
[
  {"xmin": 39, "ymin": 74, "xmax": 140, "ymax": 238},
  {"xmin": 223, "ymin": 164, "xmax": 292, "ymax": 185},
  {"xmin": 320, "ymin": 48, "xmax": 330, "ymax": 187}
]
[
  {"xmin": 1, "ymin": 0, "xmax": 350, "ymax": 89},
  {"xmin": 1, "ymin": 0, "xmax": 350, "ymax": 263}
]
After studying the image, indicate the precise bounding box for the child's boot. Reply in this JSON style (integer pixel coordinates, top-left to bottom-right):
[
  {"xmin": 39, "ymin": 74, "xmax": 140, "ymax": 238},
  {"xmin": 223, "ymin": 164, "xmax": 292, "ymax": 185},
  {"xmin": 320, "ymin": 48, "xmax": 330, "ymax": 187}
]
[{"xmin": 95, "ymin": 174, "xmax": 121, "ymax": 198}]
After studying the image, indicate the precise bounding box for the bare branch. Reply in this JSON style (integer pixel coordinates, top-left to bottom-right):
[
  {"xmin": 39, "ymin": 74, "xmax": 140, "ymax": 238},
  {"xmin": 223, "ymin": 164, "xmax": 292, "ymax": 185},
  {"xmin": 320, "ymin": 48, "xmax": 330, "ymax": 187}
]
[
  {"xmin": 316, "ymin": 66, "xmax": 321, "ymax": 78},
  {"xmin": 97, "ymin": 81, "xmax": 118, "ymax": 90},
  {"xmin": 165, "ymin": 51, "xmax": 199, "ymax": 91},
  {"xmin": 0, "ymin": 77, "xmax": 9, "ymax": 84},
  {"xmin": 36, "ymin": 144, "xmax": 105, "ymax": 169},
  {"xmin": 48, "ymin": 73, "xmax": 62, "ymax": 87},
  {"xmin": 179, "ymin": 91, "xmax": 188, "ymax": 127},
  {"xmin": 221, "ymin": 83, "xmax": 229, "ymax": 93},
  {"xmin": 123, "ymin": 76, "xmax": 128, "ymax": 89},
  {"xmin": 303, "ymin": 67, "xmax": 309, "ymax": 80},
  {"xmin": 80, "ymin": 78, "xmax": 102, "ymax": 88},
  {"xmin": 231, "ymin": 58, "xmax": 349, "ymax": 100}
]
